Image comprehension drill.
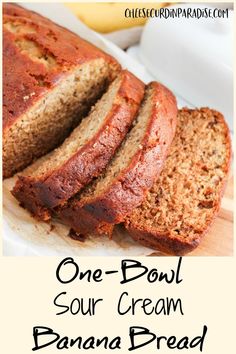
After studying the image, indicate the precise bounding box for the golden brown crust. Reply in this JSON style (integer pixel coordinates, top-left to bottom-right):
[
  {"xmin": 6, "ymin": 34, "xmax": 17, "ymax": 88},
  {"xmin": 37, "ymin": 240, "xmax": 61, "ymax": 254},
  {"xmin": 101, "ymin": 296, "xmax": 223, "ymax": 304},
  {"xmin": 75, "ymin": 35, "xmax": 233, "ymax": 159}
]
[
  {"xmin": 125, "ymin": 108, "xmax": 232, "ymax": 255},
  {"xmin": 12, "ymin": 71, "xmax": 145, "ymax": 219},
  {"xmin": 58, "ymin": 82, "xmax": 177, "ymax": 234},
  {"xmin": 3, "ymin": 3, "xmax": 119, "ymax": 132}
]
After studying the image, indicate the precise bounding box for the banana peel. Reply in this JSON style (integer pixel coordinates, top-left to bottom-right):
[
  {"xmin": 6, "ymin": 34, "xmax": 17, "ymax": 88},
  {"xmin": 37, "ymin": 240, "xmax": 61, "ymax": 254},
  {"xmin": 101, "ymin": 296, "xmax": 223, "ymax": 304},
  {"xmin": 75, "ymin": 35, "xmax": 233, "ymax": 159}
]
[{"xmin": 65, "ymin": 2, "xmax": 167, "ymax": 33}]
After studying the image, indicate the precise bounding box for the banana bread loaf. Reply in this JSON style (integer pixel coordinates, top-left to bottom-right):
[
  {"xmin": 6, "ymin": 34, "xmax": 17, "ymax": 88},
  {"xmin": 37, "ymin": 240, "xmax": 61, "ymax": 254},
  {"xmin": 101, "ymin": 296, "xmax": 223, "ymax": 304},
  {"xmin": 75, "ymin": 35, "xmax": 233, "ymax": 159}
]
[
  {"xmin": 3, "ymin": 3, "xmax": 120, "ymax": 178},
  {"xmin": 12, "ymin": 71, "xmax": 145, "ymax": 220},
  {"xmin": 58, "ymin": 82, "xmax": 177, "ymax": 235},
  {"xmin": 125, "ymin": 108, "xmax": 231, "ymax": 255}
]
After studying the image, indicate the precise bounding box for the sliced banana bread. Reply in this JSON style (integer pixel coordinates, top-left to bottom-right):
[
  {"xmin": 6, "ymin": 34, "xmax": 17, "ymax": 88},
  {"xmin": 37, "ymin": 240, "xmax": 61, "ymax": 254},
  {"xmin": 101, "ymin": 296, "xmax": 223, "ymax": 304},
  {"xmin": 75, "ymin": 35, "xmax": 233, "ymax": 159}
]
[
  {"xmin": 12, "ymin": 71, "xmax": 144, "ymax": 220},
  {"xmin": 3, "ymin": 3, "xmax": 120, "ymax": 178},
  {"xmin": 125, "ymin": 108, "xmax": 231, "ymax": 255},
  {"xmin": 58, "ymin": 82, "xmax": 177, "ymax": 235}
]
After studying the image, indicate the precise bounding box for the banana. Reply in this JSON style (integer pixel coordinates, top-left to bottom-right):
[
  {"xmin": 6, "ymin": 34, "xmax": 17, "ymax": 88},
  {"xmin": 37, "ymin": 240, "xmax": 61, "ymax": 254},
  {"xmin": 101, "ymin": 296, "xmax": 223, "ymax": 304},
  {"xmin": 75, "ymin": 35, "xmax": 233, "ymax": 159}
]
[{"xmin": 65, "ymin": 2, "xmax": 166, "ymax": 33}]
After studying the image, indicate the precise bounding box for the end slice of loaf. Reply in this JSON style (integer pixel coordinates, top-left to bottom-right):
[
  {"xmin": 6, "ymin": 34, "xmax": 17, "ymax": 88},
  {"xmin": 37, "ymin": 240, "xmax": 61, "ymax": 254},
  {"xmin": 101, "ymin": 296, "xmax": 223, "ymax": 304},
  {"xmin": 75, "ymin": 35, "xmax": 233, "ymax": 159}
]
[
  {"xmin": 3, "ymin": 3, "xmax": 120, "ymax": 178},
  {"xmin": 125, "ymin": 108, "xmax": 231, "ymax": 255},
  {"xmin": 58, "ymin": 82, "xmax": 177, "ymax": 235},
  {"xmin": 12, "ymin": 70, "xmax": 144, "ymax": 220}
]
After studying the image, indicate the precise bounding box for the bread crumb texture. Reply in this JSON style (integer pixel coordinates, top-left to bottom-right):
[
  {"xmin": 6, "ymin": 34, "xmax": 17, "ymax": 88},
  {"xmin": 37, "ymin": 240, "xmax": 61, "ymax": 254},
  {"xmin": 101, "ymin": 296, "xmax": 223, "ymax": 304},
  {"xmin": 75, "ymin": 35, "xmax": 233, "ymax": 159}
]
[
  {"xmin": 11, "ymin": 71, "xmax": 144, "ymax": 217},
  {"xmin": 3, "ymin": 4, "xmax": 120, "ymax": 178},
  {"xmin": 125, "ymin": 108, "xmax": 231, "ymax": 254},
  {"xmin": 57, "ymin": 82, "xmax": 177, "ymax": 235}
]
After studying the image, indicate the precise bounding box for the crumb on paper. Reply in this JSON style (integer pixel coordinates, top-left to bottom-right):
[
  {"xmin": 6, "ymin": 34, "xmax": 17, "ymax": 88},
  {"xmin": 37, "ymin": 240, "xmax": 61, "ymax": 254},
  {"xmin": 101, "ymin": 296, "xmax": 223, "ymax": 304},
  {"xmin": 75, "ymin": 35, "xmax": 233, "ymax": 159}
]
[{"xmin": 68, "ymin": 228, "xmax": 86, "ymax": 242}]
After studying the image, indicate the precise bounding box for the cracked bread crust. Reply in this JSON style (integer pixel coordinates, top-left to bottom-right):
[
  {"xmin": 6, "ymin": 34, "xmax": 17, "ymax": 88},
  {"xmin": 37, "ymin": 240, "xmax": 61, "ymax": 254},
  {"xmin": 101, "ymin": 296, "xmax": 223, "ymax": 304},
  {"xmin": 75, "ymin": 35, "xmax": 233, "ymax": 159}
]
[
  {"xmin": 12, "ymin": 71, "xmax": 145, "ymax": 220},
  {"xmin": 3, "ymin": 3, "xmax": 119, "ymax": 131},
  {"xmin": 3, "ymin": 4, "xmax": 120, "ymax": 178},
  {"xmin": 125, "ymin": 108, "xmax": 231, "ymax": 255},
  {"xmin": 58, "ymin": 82, "xmax": 177, "ymax": 235}
]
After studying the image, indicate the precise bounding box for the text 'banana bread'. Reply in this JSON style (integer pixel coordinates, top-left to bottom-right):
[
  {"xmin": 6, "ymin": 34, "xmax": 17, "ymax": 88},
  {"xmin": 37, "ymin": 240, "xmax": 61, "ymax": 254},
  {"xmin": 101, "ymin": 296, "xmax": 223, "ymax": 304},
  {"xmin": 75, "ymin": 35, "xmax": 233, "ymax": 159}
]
[
  {"xmin": 3, "ymin": 3, "xmax": 120, "ymax": 178},
  {"xmin": 125, "ymin": 108, "xmax": 231, "ymax": 255},
  {"xmin": 12, "ymin": 71, "xmax": 145, "ymax": 220},
  {"xmin": 58, "ymin": 82, "xmax": 177, "ymax": 235}
]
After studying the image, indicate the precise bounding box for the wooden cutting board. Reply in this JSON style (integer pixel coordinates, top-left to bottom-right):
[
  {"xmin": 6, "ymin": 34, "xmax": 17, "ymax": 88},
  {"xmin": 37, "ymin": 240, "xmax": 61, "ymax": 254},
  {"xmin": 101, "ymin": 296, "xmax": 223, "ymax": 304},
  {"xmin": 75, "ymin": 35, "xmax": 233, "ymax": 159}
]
[{"xmin": 151, "ymin": 172, "xmax": 234, "ymax": 256}]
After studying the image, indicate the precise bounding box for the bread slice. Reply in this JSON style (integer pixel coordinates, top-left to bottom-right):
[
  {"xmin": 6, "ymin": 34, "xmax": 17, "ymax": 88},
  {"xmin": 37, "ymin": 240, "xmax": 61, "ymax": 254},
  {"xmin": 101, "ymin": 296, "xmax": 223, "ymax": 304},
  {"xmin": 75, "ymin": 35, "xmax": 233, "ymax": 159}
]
[
  {"xmin": 58, "ymin": 82, "xmax": 177, "ymax": 235},
  {"xmin": 3, "ymin": 3, "xmax": 120, "ymax": 178},
  {"xmin": 12, "ymin": 71, "xmax": 144, "ymax": 220},
  {"xmin": 125, "ymin": 108, "xmax": 231, "ymax": 255}
]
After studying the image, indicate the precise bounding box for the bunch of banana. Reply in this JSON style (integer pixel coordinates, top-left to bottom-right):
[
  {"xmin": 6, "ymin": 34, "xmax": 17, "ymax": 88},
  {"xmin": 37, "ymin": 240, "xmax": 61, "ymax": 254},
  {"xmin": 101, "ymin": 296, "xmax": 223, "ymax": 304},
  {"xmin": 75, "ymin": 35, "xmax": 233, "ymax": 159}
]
[{"xmin": 65, "ymin": 2, "xmax": 167, "ymax": 33}]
